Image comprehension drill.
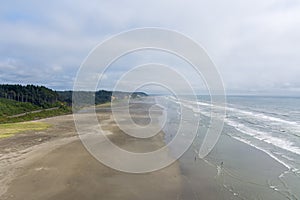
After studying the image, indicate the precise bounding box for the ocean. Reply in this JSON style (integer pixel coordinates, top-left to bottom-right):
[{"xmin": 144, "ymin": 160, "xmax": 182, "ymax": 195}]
[{"xmin": 156, "ymin": 95, "xmax": 300, "ymax": 199}]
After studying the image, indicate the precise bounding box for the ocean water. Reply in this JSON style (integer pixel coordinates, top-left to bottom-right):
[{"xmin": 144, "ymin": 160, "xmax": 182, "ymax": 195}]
[{"xmin": 156, "ymin": 95, "xmax": 300, "ymax": 199}]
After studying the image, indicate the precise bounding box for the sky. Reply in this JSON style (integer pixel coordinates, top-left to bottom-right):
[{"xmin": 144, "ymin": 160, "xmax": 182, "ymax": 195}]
[{"xmin": 0, "ymin": 0, "xmax": 300, "ymax": 95}]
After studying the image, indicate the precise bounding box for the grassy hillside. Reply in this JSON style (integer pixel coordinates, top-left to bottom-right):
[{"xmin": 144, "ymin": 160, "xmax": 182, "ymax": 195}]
[
  {"xmin": 0, "ymin": 84, "xmax": 148, "ymax": 124},
  {"xmin": 0, "ymin": 84, "xmax": 72, "ymax": 124},
  {"xmin": 0, "ymin": 98, "xmax": 40, "ymax": 116},
  {"xmin": 0, "ymin": 98, "xmax": 71, "ymax": 124}
]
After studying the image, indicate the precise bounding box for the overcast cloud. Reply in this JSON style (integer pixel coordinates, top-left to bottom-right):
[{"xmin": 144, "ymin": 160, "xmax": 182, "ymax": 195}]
[{"xmin": 0, "ymin": 0, "xmax": 300, "ymax": 95}]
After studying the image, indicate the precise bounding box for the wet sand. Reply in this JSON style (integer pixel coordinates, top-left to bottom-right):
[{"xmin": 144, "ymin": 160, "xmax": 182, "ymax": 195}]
[
  {"xmin": 0, "ymin": 103, "xmax": 182, "ymax": 200},
  {"xmin": 0, "ymin": 100, "xmax": 290, "ymax": 199}
]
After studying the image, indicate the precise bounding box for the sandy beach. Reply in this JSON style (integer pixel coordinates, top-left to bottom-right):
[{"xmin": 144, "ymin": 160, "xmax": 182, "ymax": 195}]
[
  {"xmin": 0, "ymin": 100, "xmax": 292, "ymax": 200},
  {"xmin": 0, "ymin": 102, "xmax": 183, "ymax": 200}
]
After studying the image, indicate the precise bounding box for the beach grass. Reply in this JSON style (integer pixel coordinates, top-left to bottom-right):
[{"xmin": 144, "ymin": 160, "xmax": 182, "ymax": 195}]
[
  {"xmin": 0, "ymin": 106, "xmax": 72, "ymax": 124},
  {"xmin": 0, "ymin": 122, "xmax": 51, "ymax": 139}
]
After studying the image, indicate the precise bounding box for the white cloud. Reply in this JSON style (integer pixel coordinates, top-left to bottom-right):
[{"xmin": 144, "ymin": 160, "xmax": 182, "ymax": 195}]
[{"xmin": 0, "ymin": 0, "xmax": 299, "ymax": 94}]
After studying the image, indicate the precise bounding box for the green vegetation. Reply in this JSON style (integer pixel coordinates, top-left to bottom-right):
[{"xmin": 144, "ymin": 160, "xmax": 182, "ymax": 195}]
[
  {"xmin": 0, "ymin": 84, "xmax": 72, "ymax": 124},
  {"xmin": 0, "ymin": 84, "xmax": 59, "ymax": 107},
  {"xmin": 0, "ymin": 122, "xmax": 51, "ymax": 139},
  {"xmin": 59, "ymin": 90, "xmax": 147, "ymax": 106},
  {"xmin": 0, "ymin": 103, "xmax": 71, "ymax": 124},
  {"xmin": 0, "ymin": 84, "xmax": 147, "ymax": 124},
  {"xmin": 0, "ymin": 98, "xmax": 40, "ymax": 116}
]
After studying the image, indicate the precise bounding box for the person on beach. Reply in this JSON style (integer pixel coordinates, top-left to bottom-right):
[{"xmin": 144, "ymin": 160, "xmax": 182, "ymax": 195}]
[{"xmin": 217, "ymin": 162, "xmax": 224, "ymax": 177}]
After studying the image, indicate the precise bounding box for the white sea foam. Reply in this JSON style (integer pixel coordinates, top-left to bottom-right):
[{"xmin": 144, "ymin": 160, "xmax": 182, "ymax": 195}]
[
  {"xmin": 174, "ymin": 98, "xmax": 300, "ymax": 155},
  {"xmin": 226, "ymin": 119, "xmax": 300, "ymax": 155},
  {"xmin": 274, "ymin": 153, "xmax": 295, "ymax": 161},
  {"xmin": 165, "ymin": 96, "xmax": 300, "ymax": 163},
  {"xmin": 176, "ymin": 97, "xmax": 300, "ymax": 128}
]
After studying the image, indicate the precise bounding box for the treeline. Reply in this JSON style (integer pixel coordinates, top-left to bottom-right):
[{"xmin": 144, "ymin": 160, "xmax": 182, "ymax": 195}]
[
  {"xmin": 57, "ymin": 90, "xmax": 112, "ymax": 105},
  {"xmin": 0, "ymin": 84, "xmax": 148, "ymax": 123},
  {"xmin": 0, "ymin": 84, "xmax": 148, "ymax": 108},
  {"xmin": 0, "ymin": 84, "xmax": 58, "ymax": 108},
  {"xmin": 59, "ymin": 90, "xmax": 148, "ymax": 106}
]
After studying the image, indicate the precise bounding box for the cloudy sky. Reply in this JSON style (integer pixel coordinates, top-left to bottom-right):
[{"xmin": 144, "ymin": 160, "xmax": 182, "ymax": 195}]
[{"xmin": 0, "ymin": 0, "xmax": 300, "ymax": 95}]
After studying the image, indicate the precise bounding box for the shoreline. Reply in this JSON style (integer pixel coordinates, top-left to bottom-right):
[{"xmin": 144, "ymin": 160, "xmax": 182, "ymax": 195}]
[{"xmin": 0, "ymin": 99, "xmax": 296, "ymax": 199}]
